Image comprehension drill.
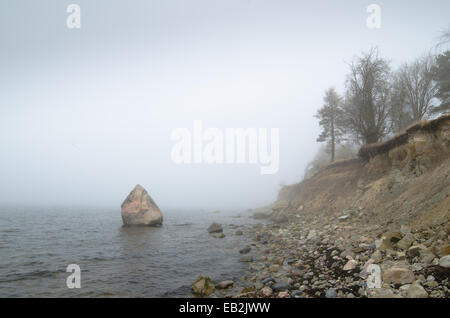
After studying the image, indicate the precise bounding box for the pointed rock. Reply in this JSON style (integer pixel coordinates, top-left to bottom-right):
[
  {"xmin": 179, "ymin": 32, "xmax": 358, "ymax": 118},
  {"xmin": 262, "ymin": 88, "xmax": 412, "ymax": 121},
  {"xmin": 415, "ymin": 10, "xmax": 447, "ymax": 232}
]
[{"xmin": 121, "ymin": 184, "xmax": 163, "ymax": 226}]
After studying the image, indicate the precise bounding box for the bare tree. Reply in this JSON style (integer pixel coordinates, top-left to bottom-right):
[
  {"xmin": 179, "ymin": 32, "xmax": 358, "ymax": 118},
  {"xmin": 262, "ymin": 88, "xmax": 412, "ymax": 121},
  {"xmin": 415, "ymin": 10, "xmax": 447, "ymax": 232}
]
[
  {"xmin": 389, "ymin": 72, "xmax": 413, "ymax": 132},
  {"xmin": 315, "ymin": 88, "xmax": 345, "ymax": 161},
  {"xmin": 395, "ymin": 55, "xmax": 437, "ymax": 121},
  {"xmin": 343, "ymin": 48, "xmax": 391, "ymax": 144},
  {"xmin": 436, "ymin": 26, "xmax": 450, "ymax": 49}
]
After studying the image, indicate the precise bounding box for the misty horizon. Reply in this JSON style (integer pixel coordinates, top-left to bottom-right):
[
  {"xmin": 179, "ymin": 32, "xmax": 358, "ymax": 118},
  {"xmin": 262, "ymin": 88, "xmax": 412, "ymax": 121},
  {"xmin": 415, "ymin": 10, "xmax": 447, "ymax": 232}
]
[{"xmin": 1, "ymin": 0, "xmax": 449, "ymax": 210}]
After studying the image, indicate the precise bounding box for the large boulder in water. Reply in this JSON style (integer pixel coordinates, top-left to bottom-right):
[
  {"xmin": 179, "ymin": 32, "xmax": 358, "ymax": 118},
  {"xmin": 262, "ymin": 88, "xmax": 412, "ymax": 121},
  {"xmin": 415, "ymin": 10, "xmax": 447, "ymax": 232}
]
[{"xmin": 121, "ymin": 184, "xmax": 163, "ymax": 226}]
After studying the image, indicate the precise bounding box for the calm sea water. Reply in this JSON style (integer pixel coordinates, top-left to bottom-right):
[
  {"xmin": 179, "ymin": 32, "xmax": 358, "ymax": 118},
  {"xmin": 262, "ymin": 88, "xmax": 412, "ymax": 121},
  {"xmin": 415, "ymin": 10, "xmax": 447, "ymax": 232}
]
[{"xmin": 0, "ymin": 206, "xmax": 259, "ymax": 297}]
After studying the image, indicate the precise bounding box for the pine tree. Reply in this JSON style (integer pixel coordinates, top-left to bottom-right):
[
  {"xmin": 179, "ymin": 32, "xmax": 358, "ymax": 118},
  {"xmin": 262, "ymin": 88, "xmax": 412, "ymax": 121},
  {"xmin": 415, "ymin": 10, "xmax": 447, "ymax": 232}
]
[
  {"xmin": 431, "ymin": 51, "xmax": 450, "ymax": 115},
  {"xmin": 315, "ymin": 88, "xmax": 344, "ymax": 162}
]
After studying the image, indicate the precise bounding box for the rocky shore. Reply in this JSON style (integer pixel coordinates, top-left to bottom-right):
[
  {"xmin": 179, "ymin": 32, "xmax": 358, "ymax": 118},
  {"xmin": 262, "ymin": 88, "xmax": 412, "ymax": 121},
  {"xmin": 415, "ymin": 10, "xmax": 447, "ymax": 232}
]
[
  {"xmin": 190, "ymin": 116, "xmax": 450, "ymax": 298},
  {"xmin": 193, "ymin": 211, "xmax": 449, "ymax": 298}
]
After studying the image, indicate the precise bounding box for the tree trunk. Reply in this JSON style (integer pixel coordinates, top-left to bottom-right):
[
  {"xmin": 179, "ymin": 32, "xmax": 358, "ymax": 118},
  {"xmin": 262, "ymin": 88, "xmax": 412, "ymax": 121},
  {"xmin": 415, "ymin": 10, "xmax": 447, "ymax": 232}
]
[{"xmin": 331, "ymin": 118, "xmax": 335, "ymax": 162}]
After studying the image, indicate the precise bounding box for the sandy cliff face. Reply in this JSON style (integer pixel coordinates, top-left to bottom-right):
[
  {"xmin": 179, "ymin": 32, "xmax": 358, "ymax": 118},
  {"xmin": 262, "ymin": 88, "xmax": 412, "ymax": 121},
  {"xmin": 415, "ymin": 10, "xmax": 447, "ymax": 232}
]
[{"xmin": 272, "ymin": 115, "xmax": 450, "ymax": 232}]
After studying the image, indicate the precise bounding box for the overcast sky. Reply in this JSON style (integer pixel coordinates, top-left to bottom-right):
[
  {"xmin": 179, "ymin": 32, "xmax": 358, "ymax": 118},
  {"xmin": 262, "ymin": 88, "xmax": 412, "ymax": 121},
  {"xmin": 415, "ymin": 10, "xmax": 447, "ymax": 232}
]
[{"xmin": 0, "ymin": 0, "xmax": 449, "ymax": 210}]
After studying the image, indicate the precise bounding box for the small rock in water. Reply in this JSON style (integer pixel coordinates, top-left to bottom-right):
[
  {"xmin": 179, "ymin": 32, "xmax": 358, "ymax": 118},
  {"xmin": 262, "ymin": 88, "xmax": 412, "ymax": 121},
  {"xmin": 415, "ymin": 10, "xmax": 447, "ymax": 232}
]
[
  {"xmin": 192, "ymin": 275, "xmax": 216, "ymax": 296},
  {"xmin": 239, "ymin": 246, "xmax": 251, "ymax": 254},
  {"xmin": 240, "ymin": 255, "xmax": 254, "ymax": 262},
  {"xmin": 235, "ymin": 230, "xmax": 243, "ymax": 236},
  {"xmin": 207, "ymin": 222, "xmax": 223, "ymax": 233},
  {"xmin": 215, "ymin": 280, "xmax": 234, "ymax": 289}
]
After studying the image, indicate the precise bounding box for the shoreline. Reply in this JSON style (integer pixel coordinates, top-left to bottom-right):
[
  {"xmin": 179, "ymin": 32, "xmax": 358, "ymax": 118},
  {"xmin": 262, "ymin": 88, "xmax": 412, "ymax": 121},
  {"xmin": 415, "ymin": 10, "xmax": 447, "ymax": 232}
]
[{"xmin": 199, "ymin": 210, "xmax": 450, "ymax": 298}]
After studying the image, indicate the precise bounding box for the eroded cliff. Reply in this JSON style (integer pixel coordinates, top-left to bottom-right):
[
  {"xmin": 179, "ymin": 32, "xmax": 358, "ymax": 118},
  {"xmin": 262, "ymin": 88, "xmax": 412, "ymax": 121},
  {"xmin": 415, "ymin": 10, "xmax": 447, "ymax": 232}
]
[{"xmin": 272, "ymin": 114, "xmax": 450, "ymax": 232}]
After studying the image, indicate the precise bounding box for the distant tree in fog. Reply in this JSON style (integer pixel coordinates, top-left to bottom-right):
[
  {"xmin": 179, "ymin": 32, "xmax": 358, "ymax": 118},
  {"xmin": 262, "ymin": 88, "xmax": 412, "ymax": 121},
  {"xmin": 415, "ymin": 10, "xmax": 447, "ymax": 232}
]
[
  {"xmin": 343, "ymin": 48, "xmax": 391, "ymax": 144},
  {"xmin": 389, "ymin": 72, "xmax": 413, "ymax": 132},
  {"xmin": 303, "ymin": 143, "xmax": 357, "ymax": 179},
  {"xmin": 315, "ymin": 87, "xmax": 345, "ymax": 162}
]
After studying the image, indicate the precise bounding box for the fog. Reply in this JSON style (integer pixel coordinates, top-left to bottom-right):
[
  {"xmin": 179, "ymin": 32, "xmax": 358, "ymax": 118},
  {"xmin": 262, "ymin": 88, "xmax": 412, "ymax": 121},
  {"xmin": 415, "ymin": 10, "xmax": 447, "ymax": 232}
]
[{"xmin": 0, "ymin": 0, "xmax": 448, "ymax": 210}]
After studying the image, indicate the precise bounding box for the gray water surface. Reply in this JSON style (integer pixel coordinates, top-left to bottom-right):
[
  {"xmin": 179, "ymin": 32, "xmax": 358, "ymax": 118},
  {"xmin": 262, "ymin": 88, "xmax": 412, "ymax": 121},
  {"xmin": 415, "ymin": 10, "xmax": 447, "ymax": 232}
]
[{"xmin": 0, "ymin": 206, "xmax": 258, "ymax": 297}]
